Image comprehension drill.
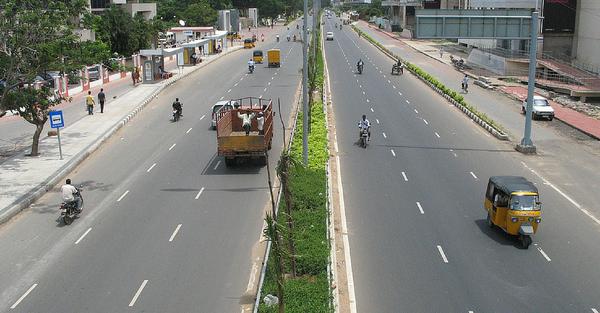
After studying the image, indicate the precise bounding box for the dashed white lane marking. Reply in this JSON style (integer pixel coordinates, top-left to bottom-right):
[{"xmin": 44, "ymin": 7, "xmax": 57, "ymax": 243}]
[
  {"xmin": 234, "ymin": 82, "xmax": 239, "ymax": 87},
  {"xmin": 10, "ymin": 283, "xmax": 38, "ymax": 309},
  {"xmin": 435, "ymin": 132, "xmax": 440, "ymax": 138},
  {"xmin": 359, "ymin": 85, "xmax": 362, "ymax": 88},
  {"xmin": 414, "ymin": 109, "xmax": 419, "ymax": 114},
  {"xmin": 370, "ymin": 107, "xmax": 374, "ymax": 112},
  {"xmin": 379, "ymin": 70, "xmax": 383, "ymax": 73},
  {"xmin": 200, "ymin": 114, "xmax": 206, "ymax": 120},
  {"xmin": 398, "ymin": 91, "xmax": 403, "ymax": 96},
  {"xmin": 406, "ymin": 100, "xmax": 410, "ymax": 104},
  {"xmin": 437, "ymin": 245, "xmax": 449, "ymax": 263},
  {"xmin": 169, "ymin": 143, "xmax": 176, "ymax": 151},
  {"xmin": 416, "ymin": 202, "xmax": 424, "ymax": 214},
  {"xmin": 259, "ymin": 94, "xmax": 263, "ymax": 98},
  {"xmin": 117, "ymin": 190, "xmax": 129, "ymax": 202},
  {"xmin": 213, "ymin": 160, "xmax": 221, "ymax": 170},
  {"xmin": 186, "ymin": 127, "xmax": 193, "ymax": 134},
  {"xmin": 375, "ymin": 119, "xmax": 380, "ymax": 124},
  {"xmin": 390, "ymin": 149, "xmax": 396, "ymax": 157},
  {"xmin": 383, "ymin": 75, "xmax": 386, "ymax": 78},
  {"xmin": 423, "ymin": 119, "xmax": 429, "ymax": 125},
  {"xmin": 534, "ymin": 244, "xmax": 552, "ymax": 262},
  {"xmin": 366, "ymin": 99, "xmax": 370, "ymax": 103},
  {"xmin": 382, "ymin": 132, "xmax": 387, "ymax": 139},
  {"xmin": 169, "ymin": 224, "xmax": 182, "ymax": 242},
  {"xmin": 75, "ymin": 227, "xmax": 92, "ymax": 245},
  {"xmin": 362, "ymin": 91, "xmax": 366, "ymax": 95},
  {"xmin": 470, "ymin": 172, "xmax": 478, "ymax": 180},
  {"xmin": 129, "ymin": 280, "xmax": 149, "ymax": 307},
  {"xmin": 469, "ymin": 311, "xmax": 474, "ymax": 313},
  {"xmin": 195, "ymin": 187, "xmax": 205, "ymax": 200},
  {"xmin": 591, "ymin": 308, "xmax": 599, "ymax": 313},
  {"xmin": 146, "ymin": 163, "xmax": 156, "ymax": 173},
  {"xmin": 227, "ymin": 88, "xmax": 232, "ymax": 93},
  {"xmin": 402, "ymin": 172, "xmax": 408, "ymax": 181},
  {"xmin": 219, "ymin": 96, "xmax": 224, "ymax": 100},
  {"xmin": 263, "ymin": 87, "xmax": 267, "ymax": 92},
  {"xmin": 272, "ymin": 77, "xmax": 275, "ymax": 80},
  {"xmin": 392, "ymin": 85, "xmax": 396, "ymax": 89}
]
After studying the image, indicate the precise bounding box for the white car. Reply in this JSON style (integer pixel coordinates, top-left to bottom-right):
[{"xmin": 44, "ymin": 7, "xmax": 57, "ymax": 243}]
[
  {"xmin": 211, "ymin": 100, "xmax": 237, "ymax": 129},
  {"xmin": 521, "ymin": 95, "xmax": 555, "ymax": 121},
  {"xmin": 326, "ymin": 32, "xmax": 334, "ymax": 41}
]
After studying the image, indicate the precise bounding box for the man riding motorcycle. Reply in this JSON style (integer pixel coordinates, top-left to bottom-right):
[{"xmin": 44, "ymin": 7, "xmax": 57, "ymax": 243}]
[
  {"xmin": 61, "ymin": 179, "xmax": 81, "ymax": 212},
  {"xmin": 172, "ymin": 98, "xmax": 183, "ymax": 118},
  {"xmin": 357, "ymin": 59, "xmax": 364, "ymax": 74},
  {"xmin": 358, "ymin": 114, "xmax": 371, "ymax": 141},
  {"xmin": 248, "ymin": 58, "xmax": 255, "ymax": 73}
]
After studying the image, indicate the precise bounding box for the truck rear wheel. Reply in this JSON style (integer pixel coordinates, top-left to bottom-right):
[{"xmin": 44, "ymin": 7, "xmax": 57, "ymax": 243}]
[{"xmin": 224, "ymin": 157, "xmax": 235, "ymax": 167}]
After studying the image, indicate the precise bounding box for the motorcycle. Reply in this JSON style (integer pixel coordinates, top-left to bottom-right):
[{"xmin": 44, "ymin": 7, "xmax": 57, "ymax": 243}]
[
  {"xmin": 357, "ymin": 63, "xmax": 363, "ymax": 74},
  {"xmin": 450, "ymin": 55, "xmax": 465, "ymax": 70},
  {"xmin": 276, "ymin": 35, "xmax": 279, "ymax": 42},
  {"xmin": 249, "ymin": 64, "xmax": 255, "ymax": 74},
  {"xmin": 60, "ymin": 189, "xmax": 83, "ymax": 225},
  {"xmin": 173, "ymin": 108, "xmax": 182, "ymax": 121},
  {"xmin": 359, "ymin": 127, "xmax": 369, "ymax": 148},
  {"xmin": 293, "ymin": 35, "xmax": 297, "ymax": 42},
  {"xmin": 391, "ymin": 63, "xmax": 403, "ymax": 75},
  {"xmin": 287, "ymin": 35, "xmax": 290, "ymax": 42}
]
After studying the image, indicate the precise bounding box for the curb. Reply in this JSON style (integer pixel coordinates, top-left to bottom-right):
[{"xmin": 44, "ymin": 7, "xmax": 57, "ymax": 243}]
[
  {"xmin": 0, "ymin": 46, "xmax": 244, "ymax": 225},
  {"xmin": 352, "ymin": 26, "xmax": 510, "ymax": 141}
]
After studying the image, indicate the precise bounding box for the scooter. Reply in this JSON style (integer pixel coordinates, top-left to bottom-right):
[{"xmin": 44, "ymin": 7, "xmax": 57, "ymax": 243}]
[
  {"xmin": 359, "ymin": 128, "xmax": 369, "ymax": 148},
  {"xmin": 60, "ymin": 189, "xmax": 83, "ymax": 225}
]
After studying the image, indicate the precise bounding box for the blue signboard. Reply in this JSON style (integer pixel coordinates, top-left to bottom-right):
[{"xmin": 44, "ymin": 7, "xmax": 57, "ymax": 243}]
[{"xmin": 49, "ymin": 110, "xmax": 64, "ymax": 128}]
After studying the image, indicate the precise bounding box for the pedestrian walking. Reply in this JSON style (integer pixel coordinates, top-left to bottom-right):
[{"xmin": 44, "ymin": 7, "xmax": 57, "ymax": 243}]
[
  {"xmin": 85, "ymin": 91, "xmax": 95, "ymax": 115},
  {"xmin": 439, "ymin": 47, "xmax": 444, "ymax": 59},
  {"xmin": 98, "ymin": 88, "xmax": 106, "ymax": 113}
]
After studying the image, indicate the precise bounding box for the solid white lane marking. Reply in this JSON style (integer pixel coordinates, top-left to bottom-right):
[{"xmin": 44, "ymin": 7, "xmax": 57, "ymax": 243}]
[
  {"xmin": 390, "ymin": 149, "xmax": 396, "ymax": 157},
  {"xmin": 414, "ymin": 109, "xmax": 419, "ymax": 114},
  {"xmin": 375, "ymin": 119, "xmax": 380, "ymax": 124},
  {"xmin": 186, "ymin": 127, "xmax": 193, "ymax": 134},
  {"xmin": 200, "ymin": 114, "xmax": 206, "ymax": 120},
  {"xmin": 10, "ymin": 283, "xmax": 38, "ymax": 309},
  {"xmin": 402, "ymin": 172, "xmax": 408, "ymax": 181},
  {"xmin": 169, "ymin": 143, "xmax": 176, "ymax": 151},
  {"xmin": 169, "ymin": 224, "xmax": 182, "ymax": 242},
  {"xmin": 146, "ymin": 163, "xmax": 156, "ymax": 173},
  {"xmin": 220, "ymin": 96, "xmax": 224, "ymax": 100},
  {"xmin": 470, "ymin": 172, "xmax": 478, "ymax": 180},
  {"xmin": 129, "ymin": 280, "xmax": 148, "ymax": 307},
  {"xmin": 195, "ymin": 187, "xmax": 205, "ymax": 200},
  {"xmin": 382, "ymin": 132, "xmax": 387, "ymax": 138},
  {"xmin": 214, "ymin": 160, "xmax": 221, "ymax": 170},
  {"xmin": 534, "ymin": 244, "xmax": 552, "ymax": 262},
  {"xmin": 435, "ymin": 132, "xmax": 440, "ymax": 138},
  {"xmin": 227, "ymin": 88, "xmax": 232, "ymax": 93},
  {"xmin": 117, "ymin": 190, "xmax": 129, "ymax": 202},
  {"xmin": 423, "ymin": 119, "xmax": 429, "ymax": 125},
  {"xmin": 370, "ymin": 107, "xmax": 374, "ymax": 112},
  {"xmin": 75, "ymin": 227, "xmax": 92, "ymax": 245},
  {"xmin": 437, "ymin": 245, "xmax": 449, "ymax": 263},
  {"xmin": 416, "ymin": 202, "xmax": 424, "ymax": 214}
]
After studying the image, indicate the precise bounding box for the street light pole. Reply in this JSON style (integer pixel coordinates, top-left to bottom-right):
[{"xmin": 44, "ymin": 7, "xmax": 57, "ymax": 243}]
[
  {"xmin": 516, "ymin": 11, "xmax": 539, "ymax": 154},
  {"xmin": 302, "ymin": 0, "xmax": 309, "ymax": 165}
]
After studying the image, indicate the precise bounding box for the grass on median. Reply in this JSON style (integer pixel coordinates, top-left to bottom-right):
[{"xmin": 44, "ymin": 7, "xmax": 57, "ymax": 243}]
[{"xmin": 351, "ymin": 25, "xmax": 507, "ymax": 135}]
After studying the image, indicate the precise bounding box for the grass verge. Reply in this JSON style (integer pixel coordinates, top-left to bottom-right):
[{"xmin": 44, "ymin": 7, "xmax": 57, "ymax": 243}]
[{"xmin": 351, "ymin": 25, "xmax": 508, "ymax": 135}]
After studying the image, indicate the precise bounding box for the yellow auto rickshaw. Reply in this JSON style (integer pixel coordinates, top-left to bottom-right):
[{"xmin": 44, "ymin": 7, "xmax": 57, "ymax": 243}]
[
  {"xmin": 244, "ymin": 38, "xmax": 254, "ymax": 49},
  {"xmin": 253, "ymin": 50, "xmax": 264, "ymax": 64},
  {"xmin": 484, "ymin": 176, "xmax": 542, "ymax": 249},
  {"xmin": 267, "ymin": 49, "xmax": 281, "ymax": 68}
]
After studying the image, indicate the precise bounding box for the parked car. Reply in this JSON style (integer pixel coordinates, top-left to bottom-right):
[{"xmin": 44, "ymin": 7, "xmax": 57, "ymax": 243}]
[
  {"xmin": 88, "ymin": 66, "xmax": 100, "ymax": 81},
  {"xmin": 211, "ymin": 100, "xmax": 237, "ymax": 129},
  {"xmin": 522, "ymin": 95, "xmax": 555, "ymax": 121},
  {"xmin": 326, "ymin": 32, "xmax": 334, "ymax": 41}
]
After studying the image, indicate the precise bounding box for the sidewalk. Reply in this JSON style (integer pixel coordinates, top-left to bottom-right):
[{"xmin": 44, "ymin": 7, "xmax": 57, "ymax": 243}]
[
  {"xmin": 0, "ymin": 45, "xmax": 243, "ymax": 224},
  {"xmin": 361, "ymin": 21, "xmax": 600, "ymax": 140}
]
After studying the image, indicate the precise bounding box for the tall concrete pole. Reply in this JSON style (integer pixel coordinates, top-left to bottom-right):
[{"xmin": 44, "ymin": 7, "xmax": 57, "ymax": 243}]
[
  {"xmin": 516, "ymin": 11, "xmax": 539, "ymax": 154},
  {"xmin": 302, "ymin": 0, "xmax": 309, "ymax": 165}
]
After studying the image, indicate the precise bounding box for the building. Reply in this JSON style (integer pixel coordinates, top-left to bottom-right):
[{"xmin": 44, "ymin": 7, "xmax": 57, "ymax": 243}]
[
  {"xmin": 566, "ymin": 0, "xmax": 599, "ymax": 73},
  {"xmin": 89, "ymin": 0, "xmax": 157, "ymax": 20},
  {"xmin": 218, "ymin": 10, "xmax": 232, "ymax": 32}
]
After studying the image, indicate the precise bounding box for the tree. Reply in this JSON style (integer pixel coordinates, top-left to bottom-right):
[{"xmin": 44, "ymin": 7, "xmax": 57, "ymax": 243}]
[
  {"xmin": 181, "ymin": 1, "xmax": 218, "ymax": 27},
  {"xmin": 0, "ymin": 0, "xmax": 106, "ymax": 156}
]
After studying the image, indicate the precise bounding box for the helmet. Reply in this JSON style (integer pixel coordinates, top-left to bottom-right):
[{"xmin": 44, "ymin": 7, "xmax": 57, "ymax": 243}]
[{"xmin": 362, "ymin": 114, "xmax": 366, "ymax": 120}]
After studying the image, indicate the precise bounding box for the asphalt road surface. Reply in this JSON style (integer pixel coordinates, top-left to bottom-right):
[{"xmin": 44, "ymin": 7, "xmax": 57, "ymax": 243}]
[
  {"xmin": 0, "ymin": 22, "xmax": 305, "ymax": 313},
  {"xmin": 324, "ymin": 15, "xmax": 600, "ymax": 313}
]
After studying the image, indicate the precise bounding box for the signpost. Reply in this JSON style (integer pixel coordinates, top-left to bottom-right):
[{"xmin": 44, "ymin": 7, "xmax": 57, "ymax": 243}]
[{"xmin": 49, "ymin": 110, "xmax": 64, "ymax": 160}]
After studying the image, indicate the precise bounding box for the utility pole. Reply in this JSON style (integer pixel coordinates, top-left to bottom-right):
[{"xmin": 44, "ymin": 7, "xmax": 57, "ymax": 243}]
[
  {"xmin": 516, "ymin": 11, "xmax": 539, "ymax": 154},
  {"xmin": 302, "ymin": 0, "xmax": 309, "ymax": 165}
]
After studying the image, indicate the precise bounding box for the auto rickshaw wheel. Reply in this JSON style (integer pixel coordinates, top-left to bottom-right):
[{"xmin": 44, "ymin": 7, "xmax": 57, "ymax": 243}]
[
  {"xmin": 486, "ymin": 212, "xmax": 494, "ymax": 228},
  {"xmin": 520, "ymin": 234, "xmax": 532, "ymax": 249}
]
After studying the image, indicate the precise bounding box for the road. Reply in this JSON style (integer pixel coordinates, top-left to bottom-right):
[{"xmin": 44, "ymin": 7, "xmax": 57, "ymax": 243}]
[
  {"xmin": 324, "ymin": 15, "xmax": 600, "ymax": 313},
  {"xmin": 0, "ymin": 22, "xmax": 304, "ymax": 313}
]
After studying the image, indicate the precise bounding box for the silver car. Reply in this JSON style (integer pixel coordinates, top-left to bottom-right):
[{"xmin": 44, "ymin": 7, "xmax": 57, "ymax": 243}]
[{"xmin": 522, "ymin": 95, "xmax": 555, "ymax": 121}]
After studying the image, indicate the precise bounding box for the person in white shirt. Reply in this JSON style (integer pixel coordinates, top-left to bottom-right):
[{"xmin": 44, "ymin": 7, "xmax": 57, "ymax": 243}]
[
  {"xmin": 357, "ymin": 114, "xmax": 371, "ymax": 141},
  {"xmin": 257, "ymin": 111, "xmax": 265, "ymax": 135},
  {"xmin": 462, "ymin": 74, "xmax": 469, "ymax": 92},
  {"xmin": 237, "ymin": 109, "xmax": 256, "ymax": 135},
  {"xmin": 61, "ymin": 179, "xmax": 80, "ymax": 210}
]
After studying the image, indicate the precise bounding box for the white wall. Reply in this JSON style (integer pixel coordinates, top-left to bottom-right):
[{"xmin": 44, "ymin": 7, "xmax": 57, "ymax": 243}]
[{"xmin": 573, "ymin": 0, "xmax": 600, "ymax": 67}]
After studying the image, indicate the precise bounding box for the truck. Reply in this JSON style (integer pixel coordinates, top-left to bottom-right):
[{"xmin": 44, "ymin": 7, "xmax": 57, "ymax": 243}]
[{"xmin": 215, "ymin": 97, "xmax": 274, "ymax": 167}]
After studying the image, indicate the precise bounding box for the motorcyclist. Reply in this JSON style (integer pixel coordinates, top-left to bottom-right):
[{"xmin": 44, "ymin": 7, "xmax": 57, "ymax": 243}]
[
  {"xmin": 357, "ymin": 59, "xmax": 364, "ymax": 73},
  {"xmin": 172, "ymin": 98, "xmax": 183, "ymax": 117},
  {"xmin": 287, "ymin": 34, "xmax": 291, "ymax": 41},
  {"xmin": 276, "ymin": 34, "xmax": 280, "ymax": 42},
  {"xmin": 357, "ymin": 114, "xmax": 371, "ymax": 141},
  {"xmin": 61, "ymin": 179, "xmax": 80, "ymax": 212},
  {"xmin": 248, "ymin": 58, "xmax": 255, "ymax": 72}
]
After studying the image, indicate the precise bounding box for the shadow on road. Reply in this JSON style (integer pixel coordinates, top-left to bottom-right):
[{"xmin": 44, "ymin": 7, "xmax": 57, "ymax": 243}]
[{"xmin": 474, "ymin": 218, "xmax": 521, "ymax": 248}]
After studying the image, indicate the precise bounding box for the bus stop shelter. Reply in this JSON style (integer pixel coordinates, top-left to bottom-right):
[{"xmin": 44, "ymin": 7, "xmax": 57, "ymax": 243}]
[
  {"xmin": 205, "ymin": 31, "xmax": 228, "ymax": 54},
  {"xmin": 139, "ymin": 47, "xmax": 183, "ymax": 83},
  {"xmin": 181, "ymin": 39, "xmax": 210, "ymax": 65}
]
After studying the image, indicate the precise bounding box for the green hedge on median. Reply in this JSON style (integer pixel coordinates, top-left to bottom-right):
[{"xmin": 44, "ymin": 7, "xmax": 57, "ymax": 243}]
[{"xmin": 352, "ymin": 26, "xmax": 507, "ymax": 135}]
